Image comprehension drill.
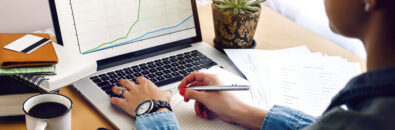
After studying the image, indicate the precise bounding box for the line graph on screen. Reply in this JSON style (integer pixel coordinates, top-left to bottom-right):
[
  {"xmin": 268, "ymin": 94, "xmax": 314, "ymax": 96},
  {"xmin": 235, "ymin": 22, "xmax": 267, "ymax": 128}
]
[{"xmin": 69, "ymin": 0, "xmax": 195, "ymax": 54}]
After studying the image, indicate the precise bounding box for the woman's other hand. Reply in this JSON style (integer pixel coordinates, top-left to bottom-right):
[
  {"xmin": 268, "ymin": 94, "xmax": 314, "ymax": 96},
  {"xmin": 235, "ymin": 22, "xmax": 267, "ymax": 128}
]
[
  {"xmin": 178, "ymin": 72, "xmax": 267, "ymax": 129},
  {"xmin": 177, "ymin": 72, "xmax": 243, "ymax": 122}
]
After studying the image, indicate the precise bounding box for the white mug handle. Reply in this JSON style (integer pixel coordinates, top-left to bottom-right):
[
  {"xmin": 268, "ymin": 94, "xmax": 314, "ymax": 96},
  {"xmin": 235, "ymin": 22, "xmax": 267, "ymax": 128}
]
[{"xmin": 35, "ymin": 120, "xmax": 47, "ymax": 130}]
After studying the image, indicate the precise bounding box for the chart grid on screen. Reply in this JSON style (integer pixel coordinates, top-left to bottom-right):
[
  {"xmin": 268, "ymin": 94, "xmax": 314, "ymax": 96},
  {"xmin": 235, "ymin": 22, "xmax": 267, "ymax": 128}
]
[{"xmin": 69, "ymin": 0, "xmax": 195, "ymax": 54}]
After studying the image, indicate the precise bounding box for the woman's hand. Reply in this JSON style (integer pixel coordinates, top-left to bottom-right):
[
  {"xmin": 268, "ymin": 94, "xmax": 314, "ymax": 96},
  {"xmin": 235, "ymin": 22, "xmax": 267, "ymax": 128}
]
[
  {"xmin": 178, "ymin": 72, "xmax": 267, "ymax": 129},
  {"xmin": 178, "ymin": 72, "xmax": 243, "ymax": 122},
  {"xmin": 110, "ymin": 76, "xmax": 172, "ymax": 116}
]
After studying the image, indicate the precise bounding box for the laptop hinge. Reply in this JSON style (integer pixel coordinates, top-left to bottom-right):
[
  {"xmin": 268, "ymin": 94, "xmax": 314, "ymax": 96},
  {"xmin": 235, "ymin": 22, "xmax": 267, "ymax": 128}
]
[{"xmin": 97, "ymin": 44, "xmax": 192, "ymax": 71}]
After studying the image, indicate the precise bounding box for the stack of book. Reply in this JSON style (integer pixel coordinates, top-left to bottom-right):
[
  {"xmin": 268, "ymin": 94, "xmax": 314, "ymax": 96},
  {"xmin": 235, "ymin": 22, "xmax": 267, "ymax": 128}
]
[
  {"xmin": 0, "ymin": 33, "xmax": 97, "ymax": 116},
  {"xmin": 0, "ymin": 33, "xmax": 58, "ymax": 116}
]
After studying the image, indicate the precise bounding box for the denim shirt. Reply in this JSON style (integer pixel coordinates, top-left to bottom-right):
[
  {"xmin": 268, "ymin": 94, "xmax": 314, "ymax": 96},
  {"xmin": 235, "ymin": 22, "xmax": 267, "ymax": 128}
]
[
  {"xmin": 136, "ymin": 66, "xmax": 395, "ymax": 130},
  {"xmin": 135, "ymin": 111, "xmax": 181, "ymax": 130}
]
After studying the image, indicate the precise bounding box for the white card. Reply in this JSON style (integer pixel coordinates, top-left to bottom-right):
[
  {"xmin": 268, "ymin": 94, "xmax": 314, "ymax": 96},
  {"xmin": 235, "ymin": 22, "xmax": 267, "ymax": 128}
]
[{"xmin": 4, "ymin": 34, "xmax": 51, "ymax": 54}]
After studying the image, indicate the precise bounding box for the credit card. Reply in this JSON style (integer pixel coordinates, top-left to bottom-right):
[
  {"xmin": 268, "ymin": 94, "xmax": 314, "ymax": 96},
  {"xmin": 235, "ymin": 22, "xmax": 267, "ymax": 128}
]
[{"xmin": 4, "ymin": 34, "xmax": 51, "ymax": 54}]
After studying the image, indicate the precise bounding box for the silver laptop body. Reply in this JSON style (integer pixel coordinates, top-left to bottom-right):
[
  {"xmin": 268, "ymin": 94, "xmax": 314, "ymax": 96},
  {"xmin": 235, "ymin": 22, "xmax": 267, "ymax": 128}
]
[{"xmin": 73, "ymin": 42, "xmax": 238, "ymax": 129}]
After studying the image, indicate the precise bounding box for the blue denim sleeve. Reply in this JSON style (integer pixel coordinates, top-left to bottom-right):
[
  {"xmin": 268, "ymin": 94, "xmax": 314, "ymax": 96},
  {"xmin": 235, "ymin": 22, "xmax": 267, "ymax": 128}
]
[
  {"xmin": 261, "ymin": 105, "xmax": 315, "ymax": 130},
  {"xmin": 135, "ymin": 111, "xmax": 181, "ymax": 130}
]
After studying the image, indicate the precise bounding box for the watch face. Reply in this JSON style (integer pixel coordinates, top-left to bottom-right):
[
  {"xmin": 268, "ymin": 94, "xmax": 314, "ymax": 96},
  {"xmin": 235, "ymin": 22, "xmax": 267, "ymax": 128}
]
[{"xmin": 136, "ymin": 100, "xmax": 152, "ymax": 115}]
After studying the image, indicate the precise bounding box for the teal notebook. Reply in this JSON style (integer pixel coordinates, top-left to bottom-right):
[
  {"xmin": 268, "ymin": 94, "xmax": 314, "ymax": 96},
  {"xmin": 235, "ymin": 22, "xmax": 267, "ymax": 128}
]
[{"xmin": 0, "ymin": 65, "xmax": 56, "ymax": 75}]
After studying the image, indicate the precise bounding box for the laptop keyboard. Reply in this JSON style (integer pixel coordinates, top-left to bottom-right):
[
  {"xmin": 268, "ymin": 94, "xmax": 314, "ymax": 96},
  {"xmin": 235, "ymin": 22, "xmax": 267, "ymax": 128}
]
[{"xmin": 89, "ymin": 50, "xmax": 217, "ymax": 97}]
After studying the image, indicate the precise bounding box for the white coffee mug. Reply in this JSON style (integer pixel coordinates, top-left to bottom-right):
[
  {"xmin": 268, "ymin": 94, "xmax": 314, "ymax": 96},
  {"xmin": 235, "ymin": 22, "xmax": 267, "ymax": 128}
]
[{"xmin": 23, "ymin": 94, "xmax": 72, "ymax": 130}]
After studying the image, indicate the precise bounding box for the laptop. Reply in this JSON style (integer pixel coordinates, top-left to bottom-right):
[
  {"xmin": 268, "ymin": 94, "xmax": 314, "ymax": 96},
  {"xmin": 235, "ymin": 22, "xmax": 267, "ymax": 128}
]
[{"xmin": 49, "ymin": 0, "xmax": 240, "ymax": 129}]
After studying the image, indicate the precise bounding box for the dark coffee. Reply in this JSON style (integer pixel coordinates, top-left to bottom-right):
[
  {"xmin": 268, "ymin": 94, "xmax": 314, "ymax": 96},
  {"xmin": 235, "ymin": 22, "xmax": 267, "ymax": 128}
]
[{"xmin": 28, "ymin": 102, "xmax": 68, "ymax": 118}]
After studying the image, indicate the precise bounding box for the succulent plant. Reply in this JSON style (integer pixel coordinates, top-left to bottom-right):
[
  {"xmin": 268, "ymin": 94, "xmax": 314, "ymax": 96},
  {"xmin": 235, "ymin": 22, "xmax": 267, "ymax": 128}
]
[{"xmin": 213, "ymin": 0, "xmax": 266, "ymax": 15}]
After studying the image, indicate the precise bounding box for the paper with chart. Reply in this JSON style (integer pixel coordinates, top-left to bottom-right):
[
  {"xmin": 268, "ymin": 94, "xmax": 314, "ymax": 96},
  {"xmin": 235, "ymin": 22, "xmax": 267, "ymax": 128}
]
[
  {"xmin": 254, "ymin": 53, "xmax": 359, "ymax": 116},
  {"xmin": 224, "ymin": 46, "xmax": 312, "ymax": 109},
  {"xmin": 66, "ymin": 0, "xmax": 196, "ymax": 55},
  {"xmin": 225, "ymin": 46, "xmax": 361, "ymax": 117}
]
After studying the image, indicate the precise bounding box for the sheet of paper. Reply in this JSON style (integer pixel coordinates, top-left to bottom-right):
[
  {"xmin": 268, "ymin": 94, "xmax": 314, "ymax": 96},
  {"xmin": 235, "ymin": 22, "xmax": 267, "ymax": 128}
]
[
  {"xmin": 224, "ymin": 46, "xmax": 312, "ymax": 109},
  {"xmin": 224, "ymin": 46, "xmax": 311, "ymax": 80},
  {"xmin": 249, "ymin": 49, "xmax": 361, "ymax": 117},
  {"xmin": 249, "ymin": 50, "xmax": 323, "ymax": 110}
]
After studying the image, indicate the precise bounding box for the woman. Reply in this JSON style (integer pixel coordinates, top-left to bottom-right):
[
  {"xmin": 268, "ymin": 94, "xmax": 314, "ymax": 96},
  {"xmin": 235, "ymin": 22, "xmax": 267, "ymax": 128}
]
[{"xmin": 110, "ymin": 0, "xmax": 395, "ymax": 129}]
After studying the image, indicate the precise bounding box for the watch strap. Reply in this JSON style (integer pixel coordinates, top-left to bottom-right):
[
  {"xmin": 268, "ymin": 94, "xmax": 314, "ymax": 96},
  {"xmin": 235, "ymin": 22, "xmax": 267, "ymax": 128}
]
[{"xmin": 150, "ymin": 100, "xmax": 172, "ymax": 113}]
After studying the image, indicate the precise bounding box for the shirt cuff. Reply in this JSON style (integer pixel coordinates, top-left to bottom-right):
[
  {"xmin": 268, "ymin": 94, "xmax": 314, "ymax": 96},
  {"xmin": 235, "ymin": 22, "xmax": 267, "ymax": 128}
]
[
  {"xmin": 136, "ymin": 111, "xmax": 181, "ymax": 130},
  {"xmin": 261, "ymin": 105, "xmax": 315, "ymax": 130}
]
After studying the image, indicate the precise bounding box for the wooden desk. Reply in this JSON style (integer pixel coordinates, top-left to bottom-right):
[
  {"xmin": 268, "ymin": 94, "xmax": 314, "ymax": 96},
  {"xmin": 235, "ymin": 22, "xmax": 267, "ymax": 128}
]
[{"xmin": 0, "ymin": 4, "xmax": 366, "ymax": 130}]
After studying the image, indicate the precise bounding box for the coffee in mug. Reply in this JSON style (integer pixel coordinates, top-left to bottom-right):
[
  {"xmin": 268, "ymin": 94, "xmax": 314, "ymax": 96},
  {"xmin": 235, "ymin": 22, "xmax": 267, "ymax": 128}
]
[
  {"xmin": 28, "ymin": 102, "xmax": 68, "ymax": 118},
  {"xmin": 23, "ymin": 94, "xmax": 72, "ymax": 130}
]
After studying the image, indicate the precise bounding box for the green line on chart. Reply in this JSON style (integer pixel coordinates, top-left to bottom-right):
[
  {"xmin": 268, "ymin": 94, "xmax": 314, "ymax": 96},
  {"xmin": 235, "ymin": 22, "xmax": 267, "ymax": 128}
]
[{"xmin": 83, "ymin": 0, "xmax": 141, "ymax": 53}]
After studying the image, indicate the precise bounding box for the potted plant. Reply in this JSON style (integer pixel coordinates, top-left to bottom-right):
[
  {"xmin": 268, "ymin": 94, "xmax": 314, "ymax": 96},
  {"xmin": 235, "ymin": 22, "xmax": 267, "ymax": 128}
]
[{"xmin": 212, "ymin": 0, "xmax": 265, "ymax": 52}]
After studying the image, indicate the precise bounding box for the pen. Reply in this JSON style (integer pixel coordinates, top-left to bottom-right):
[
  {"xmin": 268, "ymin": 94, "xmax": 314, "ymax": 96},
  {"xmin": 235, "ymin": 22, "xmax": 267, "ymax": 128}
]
[{"xmin": 186, "ymin": 85, "xmax": 250, "ymax": 91}]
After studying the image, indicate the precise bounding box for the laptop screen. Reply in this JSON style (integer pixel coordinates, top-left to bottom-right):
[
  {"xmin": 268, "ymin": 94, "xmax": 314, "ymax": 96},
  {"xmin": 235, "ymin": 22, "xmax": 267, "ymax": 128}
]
[{"xmin": 50, "ymin": 0, "xmax": 200, "ymax": 60}]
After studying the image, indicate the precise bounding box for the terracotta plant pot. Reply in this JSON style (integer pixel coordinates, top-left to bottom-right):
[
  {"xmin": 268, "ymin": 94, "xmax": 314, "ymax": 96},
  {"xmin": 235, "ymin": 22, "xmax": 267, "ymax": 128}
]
[{"xmin": 212, "ymin": 4, "xmax": 261, "ymax": 52}]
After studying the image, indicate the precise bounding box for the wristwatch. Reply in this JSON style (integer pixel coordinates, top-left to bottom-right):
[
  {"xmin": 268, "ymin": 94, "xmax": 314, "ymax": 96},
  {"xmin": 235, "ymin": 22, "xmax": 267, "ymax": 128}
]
[{"xmin": 134, "ymin": 100, "xmax": 172, "ymax": 117}]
